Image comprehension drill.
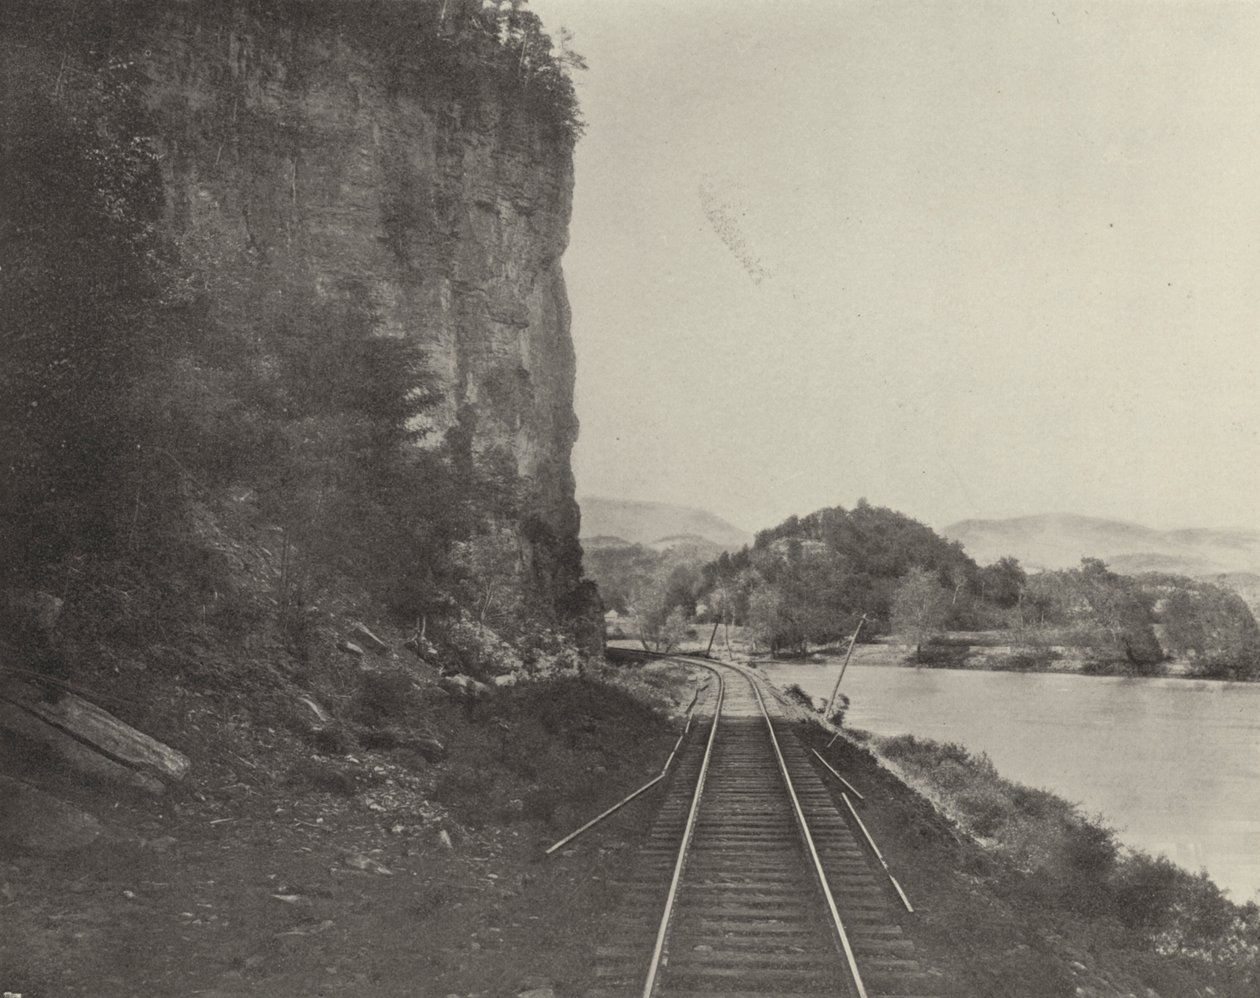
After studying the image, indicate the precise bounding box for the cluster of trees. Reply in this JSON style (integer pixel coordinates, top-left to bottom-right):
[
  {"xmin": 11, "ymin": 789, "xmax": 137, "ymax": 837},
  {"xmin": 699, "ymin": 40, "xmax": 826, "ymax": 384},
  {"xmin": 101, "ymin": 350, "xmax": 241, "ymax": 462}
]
[
  {"xmin": 586, "ymin": 502, "xmax": 1024, "ymax": 656},
  {"xmin": 1020, "ymin": 560, "xmax": 1260, "ymax": 679},
  {"xmin": 238, "ymin": 0, "xmax": 586, "ymax": 140},
  {"xmin": 588, "ymin": 499, "xmax": 1260, "ymax": 682},
  {"xmin": 695, "ymin": 501, "xmax": 1022, "ymax": 656},
  {"xmin": 583, "ymin": 540, "xmax": 707, "ymax": 653}
]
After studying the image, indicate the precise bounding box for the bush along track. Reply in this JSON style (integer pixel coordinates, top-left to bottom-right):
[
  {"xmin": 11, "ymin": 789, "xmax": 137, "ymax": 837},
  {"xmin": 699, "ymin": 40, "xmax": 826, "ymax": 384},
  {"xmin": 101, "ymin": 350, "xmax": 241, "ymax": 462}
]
[{"xmin": 790, "ymin": 714, "xmax": 1260, "ymax": 998}]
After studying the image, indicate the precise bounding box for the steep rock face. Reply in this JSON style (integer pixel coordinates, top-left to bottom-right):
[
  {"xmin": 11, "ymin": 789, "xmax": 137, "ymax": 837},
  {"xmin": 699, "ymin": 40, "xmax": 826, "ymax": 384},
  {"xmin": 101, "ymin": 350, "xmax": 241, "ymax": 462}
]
[{"xmin": 132, "ymin": 7, "xmax": 581, "ymax": 601}]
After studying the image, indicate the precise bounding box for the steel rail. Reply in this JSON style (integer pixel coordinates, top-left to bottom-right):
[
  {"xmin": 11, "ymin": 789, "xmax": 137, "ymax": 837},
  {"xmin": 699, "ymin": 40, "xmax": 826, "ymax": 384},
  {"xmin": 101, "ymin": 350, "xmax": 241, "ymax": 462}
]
[
  {"xmin": 641, "ymin": 662, "xmax": 726, "ymax": 998},
  {"xmin": 544, "ymin": 681, "xmax": 707, "ymax": 855},
  {"xmin": 750, "ymin": 678, "xmax": 870, "ymax": 998},
  {"xmin": 544, "ymin": 772, "xmax": 666, "ymax": 856},
  {"xmin": 812, "ymin": 747, "xmax": 866, "ymax": 801},
  {"xmin": 842, "ymin": 791, "xmax": 915, "ymax": 913}
]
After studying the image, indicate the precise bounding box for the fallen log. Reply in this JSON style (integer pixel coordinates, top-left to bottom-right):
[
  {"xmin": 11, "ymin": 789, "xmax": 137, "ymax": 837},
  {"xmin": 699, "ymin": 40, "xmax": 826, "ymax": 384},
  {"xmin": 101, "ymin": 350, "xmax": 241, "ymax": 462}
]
[
  {"xmin": 0, "ymin": 699, "xmax": 167, "ymax": 794},
  {"xmin": 4, "ymin": 683, "xmax": 190, "ymax": 783}
]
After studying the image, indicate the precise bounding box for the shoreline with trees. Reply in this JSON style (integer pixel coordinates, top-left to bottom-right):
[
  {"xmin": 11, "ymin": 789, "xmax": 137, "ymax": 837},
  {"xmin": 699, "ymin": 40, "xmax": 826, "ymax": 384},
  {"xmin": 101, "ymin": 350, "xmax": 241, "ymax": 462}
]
[{"xmin": 587, "ymin": 499, "xmax": 1260, "ymax": 684}]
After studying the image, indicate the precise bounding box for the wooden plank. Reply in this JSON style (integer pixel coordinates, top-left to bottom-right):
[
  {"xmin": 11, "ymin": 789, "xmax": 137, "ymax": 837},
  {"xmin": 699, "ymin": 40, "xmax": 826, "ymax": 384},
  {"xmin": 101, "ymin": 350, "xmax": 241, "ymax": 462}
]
[
  {"xmin": 0, "ymin": 701, "xmax": 166, "ymax": 794},
  {"xmin": 2, "ymin": 682, "xmax": 189, "ymax": 782}
]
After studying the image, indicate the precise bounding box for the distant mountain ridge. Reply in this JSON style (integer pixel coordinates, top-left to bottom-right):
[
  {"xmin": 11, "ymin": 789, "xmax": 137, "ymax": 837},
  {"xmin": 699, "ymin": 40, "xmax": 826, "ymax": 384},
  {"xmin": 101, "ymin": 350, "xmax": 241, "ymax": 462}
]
[
  {"xmin": 943, "ymin": 513, "xmax": 1260, "ymax": 577},
  {"xmin": 578, "ymin": 496, "xmax": 751, "ymax": 551}
]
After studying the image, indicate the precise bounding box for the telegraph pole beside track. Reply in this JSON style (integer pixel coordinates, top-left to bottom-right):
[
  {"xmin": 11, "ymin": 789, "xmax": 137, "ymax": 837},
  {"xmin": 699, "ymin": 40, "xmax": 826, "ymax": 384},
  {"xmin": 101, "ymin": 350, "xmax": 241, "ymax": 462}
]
[
  {"xmin": 704, "ymin": 620, "xmax": 720, "ymax": 658},
  {"xmin": 825, "ymin": 614, "xmax": 869, "ymax": 721}
]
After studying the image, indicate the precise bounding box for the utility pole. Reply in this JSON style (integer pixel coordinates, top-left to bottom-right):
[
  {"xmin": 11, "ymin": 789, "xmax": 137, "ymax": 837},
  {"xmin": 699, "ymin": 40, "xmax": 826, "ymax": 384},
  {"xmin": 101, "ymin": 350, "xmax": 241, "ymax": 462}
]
[
  {"xmin": 704, "ymin": 620, "xmax": 720, "ymax": 658},
  {"xmin": 825, "ymin": 615, "xmax": 868, "ymax": 721}
]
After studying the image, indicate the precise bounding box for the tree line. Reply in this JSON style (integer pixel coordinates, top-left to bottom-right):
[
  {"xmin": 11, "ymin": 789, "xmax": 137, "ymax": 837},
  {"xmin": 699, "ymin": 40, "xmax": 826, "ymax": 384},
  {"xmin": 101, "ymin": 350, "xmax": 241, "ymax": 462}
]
[{"xmin": 587, "ymin": 501, "xmax": 1260, "ymax": 680}]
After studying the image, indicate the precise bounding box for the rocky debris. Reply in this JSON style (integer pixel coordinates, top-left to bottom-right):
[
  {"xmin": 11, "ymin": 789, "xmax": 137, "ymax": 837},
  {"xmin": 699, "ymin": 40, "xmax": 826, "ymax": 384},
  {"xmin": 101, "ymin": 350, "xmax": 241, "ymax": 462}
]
[
  {"xmin": 354, "ymin": 725, "xmax": 447, "ymax": 761},
  {"xmin": 437, "ymin": 829, "xmax": 454, "ymax": 850},
  {"xmin": 0, "ymin": 775, "xmax": 104, "ymax": 853},
  {"xmin": 290, "ymin": 694, "xmax": 351, "ymax": 753},
  {"xmin": 492, "ymin": 673, "xmax": 518, "ymax": 688},
  {"xmin": 349, "ymin": 623, "xmax": 389, "ymax": 655},
  {"xmin": 287, "ymin": 758, "xmax": 360, "ymax": 797},
  {"xmin": 439, "ymin": 674, "xmax": 492, "ymax": 700},
  {"xmin": 143, "ymin": 835, "xmax": 179, "ymax": 854},
  {"xmin": 340, "ymin": 851, "xmax": 393, "ymax": 876},
  {"xmin": 516, "ymin": 988, "xmax": 557, "ymax": 998},
  {"xmin": 403, "ymin": 633, "xmax": 438, "ymax": 661},
  {"xmin": 1, "ymin": 588, "xmax": 63, "ymax": 634},
  {"xmin": 337, "ymin": 640, "xmax": 365, "ymax": 658},
  {"xmin": 295, "ymin": 695, "xmax": 332, "ymax": 727}
]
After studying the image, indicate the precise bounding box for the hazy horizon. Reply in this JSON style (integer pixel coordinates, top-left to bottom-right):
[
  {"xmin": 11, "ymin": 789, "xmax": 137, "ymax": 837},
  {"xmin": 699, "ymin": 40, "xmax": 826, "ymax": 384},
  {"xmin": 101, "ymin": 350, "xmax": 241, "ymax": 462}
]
[
  {"xmin": 533, "ymin": 0, "xmax": 1260, "ymax": 536},
  {"xmin": 576, "ymin": 492, "xmax": 1260, "ymax": 539}
]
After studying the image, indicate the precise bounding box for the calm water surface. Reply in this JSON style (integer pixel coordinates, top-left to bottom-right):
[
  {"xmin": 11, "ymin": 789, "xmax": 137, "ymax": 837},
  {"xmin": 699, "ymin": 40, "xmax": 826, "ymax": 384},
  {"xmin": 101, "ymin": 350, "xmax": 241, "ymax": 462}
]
[{"xmin": 759, "ymin": 662, "xmax": 1260, "ymax": 901}]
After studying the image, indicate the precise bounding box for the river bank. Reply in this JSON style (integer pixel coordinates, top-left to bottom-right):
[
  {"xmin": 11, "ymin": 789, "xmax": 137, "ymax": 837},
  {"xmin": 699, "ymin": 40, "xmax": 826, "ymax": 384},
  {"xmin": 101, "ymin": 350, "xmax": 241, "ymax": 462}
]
[
  {"xmin": 751, "ymin": 635, "xmax": 1232, "ymax": 680},
  {"xmin": 761, "ymin": 658, "xmax": 1260, "ymax": 904},
  {"xmin": 734, "ymin": 657, "xmax": 1260, "ymax": 997}
]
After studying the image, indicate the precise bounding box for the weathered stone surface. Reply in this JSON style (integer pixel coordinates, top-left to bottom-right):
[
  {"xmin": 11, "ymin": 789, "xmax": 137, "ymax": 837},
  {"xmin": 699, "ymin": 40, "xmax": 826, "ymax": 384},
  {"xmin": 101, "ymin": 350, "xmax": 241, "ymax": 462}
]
[
  {"xmin": 0, "ymin": 775, "xmax": 104, "ymax": 853},
  {"xmin": 403, "ymin": 634, "xmax": 439, "ymax": 662},
  {"xmin": 439, "ymin": 674, "xmax": 492, "ymax": 700},
  {"xmin": 349, "ymin": 624, "xmax": 389, "ymax": 655},
  {"xmin": 1, "ymin": 589, "xmax": 64, "ymax": 634},
  {"xmin": 355, "ymin": 725, "xmax": 446, "ymax": 761},
  {"xmin": 134, "ymin": 6, "xmax": 582, "ymax": 611},
  {"xmin": 295, "ymin": 695, "xmax": 332, "ymax": 727}
]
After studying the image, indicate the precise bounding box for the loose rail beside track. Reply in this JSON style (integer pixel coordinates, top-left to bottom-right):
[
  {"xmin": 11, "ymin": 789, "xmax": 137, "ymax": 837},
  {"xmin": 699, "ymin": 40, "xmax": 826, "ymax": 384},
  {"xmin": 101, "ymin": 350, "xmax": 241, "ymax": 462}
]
[{"xmin": 587, "ymin": 656, "xmax": 940, "ymax": 998}]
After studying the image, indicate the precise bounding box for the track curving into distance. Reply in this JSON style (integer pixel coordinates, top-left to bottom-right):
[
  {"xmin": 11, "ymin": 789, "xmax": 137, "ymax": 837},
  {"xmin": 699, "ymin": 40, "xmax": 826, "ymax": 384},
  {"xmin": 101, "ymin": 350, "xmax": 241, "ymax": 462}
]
[{"xmin": 590, "ymin": 658, "xmax": 939, "ymax": 998}]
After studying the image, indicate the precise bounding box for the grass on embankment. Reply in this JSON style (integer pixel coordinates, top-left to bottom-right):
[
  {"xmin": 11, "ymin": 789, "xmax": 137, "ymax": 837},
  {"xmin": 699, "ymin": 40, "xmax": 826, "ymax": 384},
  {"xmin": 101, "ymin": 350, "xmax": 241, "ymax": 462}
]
[
  {"xmin": 776, "ymin": 696, "xmax": 1260, "ymax": 997},
  {"xmin": 860, "ymin": 730, "xmax": 1260, "ymax": 996}
]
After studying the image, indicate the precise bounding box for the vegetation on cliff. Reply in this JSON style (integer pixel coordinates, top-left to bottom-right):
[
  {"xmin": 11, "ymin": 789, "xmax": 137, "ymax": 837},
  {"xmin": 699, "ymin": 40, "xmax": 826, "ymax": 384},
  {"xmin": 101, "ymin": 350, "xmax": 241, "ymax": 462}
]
[{"xmin": 1, "ymin": 0, "xmax": 592, "ymax": 693}]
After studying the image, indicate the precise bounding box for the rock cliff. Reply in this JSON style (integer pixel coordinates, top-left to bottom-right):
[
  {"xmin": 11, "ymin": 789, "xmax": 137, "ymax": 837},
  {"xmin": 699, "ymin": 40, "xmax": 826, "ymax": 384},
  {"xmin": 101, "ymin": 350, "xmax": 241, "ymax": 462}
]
[{"xmin": 6, "ymin": 1, "xmax": 584, "ymax": 610}]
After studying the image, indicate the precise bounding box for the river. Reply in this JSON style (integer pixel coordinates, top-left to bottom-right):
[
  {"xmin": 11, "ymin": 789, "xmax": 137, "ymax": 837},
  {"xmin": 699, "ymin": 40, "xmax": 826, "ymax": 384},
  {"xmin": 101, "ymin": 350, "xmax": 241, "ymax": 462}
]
[{"xmin": 758, "ymin": 661, "xmax": 1260, "ymax": 902}]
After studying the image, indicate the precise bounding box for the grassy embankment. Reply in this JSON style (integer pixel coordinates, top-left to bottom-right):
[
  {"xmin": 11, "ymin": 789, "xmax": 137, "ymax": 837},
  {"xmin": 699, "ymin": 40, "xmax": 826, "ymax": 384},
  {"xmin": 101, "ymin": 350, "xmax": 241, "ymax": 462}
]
[{"xmin": 789, "ymin": 712, "xmax": 1260, "ymax": 998}]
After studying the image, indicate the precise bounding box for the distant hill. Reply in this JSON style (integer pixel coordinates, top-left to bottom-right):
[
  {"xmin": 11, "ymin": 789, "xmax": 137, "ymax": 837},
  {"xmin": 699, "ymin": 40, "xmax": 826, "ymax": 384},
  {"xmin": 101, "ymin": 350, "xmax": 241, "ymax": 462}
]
[
  {"xmin": 645, "ymin": 534, "xmax": 727, "ymax": 561},
  {"xmin": 580, "ymin": 535, "xmax": 635, "ymax": 551},
  {"xmin": 943, "ymin": 514, "xmax": 1260, "ymax": 574},
  {"xmin": 943, "ymin": 513, "xmax": 1260, "ymax": 615},
  {"xmin": 578, "ymin": 497, "xmax": 751, "ymax": 551}
]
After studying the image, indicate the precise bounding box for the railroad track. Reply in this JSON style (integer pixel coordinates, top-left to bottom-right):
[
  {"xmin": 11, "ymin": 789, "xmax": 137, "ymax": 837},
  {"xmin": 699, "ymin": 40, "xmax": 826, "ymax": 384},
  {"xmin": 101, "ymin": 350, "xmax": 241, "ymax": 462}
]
[{"xmin": 588, "ymin": 658, "xmax": 939, "ymax": 998}]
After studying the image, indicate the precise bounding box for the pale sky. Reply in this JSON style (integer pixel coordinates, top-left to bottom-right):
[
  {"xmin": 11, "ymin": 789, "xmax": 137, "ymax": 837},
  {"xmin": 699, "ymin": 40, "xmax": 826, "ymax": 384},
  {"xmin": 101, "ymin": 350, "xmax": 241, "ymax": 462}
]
[{"xmin": 531, "ymin": 0, "xmax": 1260, "ymax": 535}]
